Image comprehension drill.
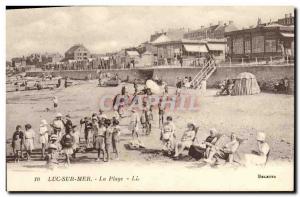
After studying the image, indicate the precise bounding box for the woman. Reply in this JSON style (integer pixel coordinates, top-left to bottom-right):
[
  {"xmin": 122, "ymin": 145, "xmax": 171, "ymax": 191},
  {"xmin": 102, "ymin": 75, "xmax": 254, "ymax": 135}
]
[
  {"xmin": 39, "ymin": 119, "xmax": 49, "ymax": 159},
  {"xmin": 244, "ymin": 132, "xmax": 270, "ymax": 166},
  {"xmin": 173, "ymin": 123, "xmax": 196, "ymax": 158},
  {"xmin": 24, "ymin": 124, "xmax": 35, "ymax": 161}
]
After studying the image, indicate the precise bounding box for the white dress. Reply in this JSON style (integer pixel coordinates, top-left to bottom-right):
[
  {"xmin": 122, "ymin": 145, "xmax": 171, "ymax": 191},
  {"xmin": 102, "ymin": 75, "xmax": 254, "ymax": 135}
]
[
  {"xmin": 245, "ymin": 142, "xmax": 270, "ymax": 166},
  {"xmin": 39, "ymin": 125, "xmax": 48, "ymax": 144}
]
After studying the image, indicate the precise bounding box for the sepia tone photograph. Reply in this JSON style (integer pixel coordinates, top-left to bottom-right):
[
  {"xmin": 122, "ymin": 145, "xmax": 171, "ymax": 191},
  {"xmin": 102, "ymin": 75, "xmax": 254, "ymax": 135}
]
[{"xmin": 5, "ymin": 6, "xmax": 295, "ymax": 192}]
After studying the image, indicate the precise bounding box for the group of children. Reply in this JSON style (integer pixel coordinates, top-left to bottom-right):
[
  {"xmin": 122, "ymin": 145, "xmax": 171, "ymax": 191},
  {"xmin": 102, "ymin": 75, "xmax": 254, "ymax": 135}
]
[{"xmin": 80, "ymin": 110, "xmax": 121, "ymax": 162}]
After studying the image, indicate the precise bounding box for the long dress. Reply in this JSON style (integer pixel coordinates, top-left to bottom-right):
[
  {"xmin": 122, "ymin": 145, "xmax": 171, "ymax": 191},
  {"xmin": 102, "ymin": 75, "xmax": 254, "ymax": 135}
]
[{"xmin": 244, "ymin": 142, "xmax": 270, "ymax": 166}]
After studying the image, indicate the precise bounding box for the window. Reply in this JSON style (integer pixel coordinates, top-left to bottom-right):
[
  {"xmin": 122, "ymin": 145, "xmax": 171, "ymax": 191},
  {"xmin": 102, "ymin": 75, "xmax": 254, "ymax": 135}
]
[
  {"xmin": 245, "ymin": 40, "xmax": 251, "ymax": 54},
  {"xmin": 252, "ymin": 35, "xmax": 264, "ymax": 53},
  {"xmin": 233, "ymin": 37, "xmax": 244, "ymax": 54},
  {"xmin": 265, "ymin": 40, "xmax": 277, "ymax": 52}
]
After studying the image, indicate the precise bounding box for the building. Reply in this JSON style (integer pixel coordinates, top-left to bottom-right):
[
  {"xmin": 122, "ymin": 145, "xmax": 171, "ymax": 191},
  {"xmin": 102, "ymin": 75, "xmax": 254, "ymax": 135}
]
[
  {"xmin": 277, "ymin": 13, "xmax": 294, "ymax": 26},
  {"xmin": 225, "ymin": 23, "xmax": 294, "ymax": 62},
  {"xmin": 64, "ymin": 44, "xmax": 91, "ymax": 61},
  {"xmin": 11, "ymin": 57, "xmax": 26, "ymax": 68},
  {"xmin": 183, "ymin": 21, "xmax": 238, "ymax": 40}
]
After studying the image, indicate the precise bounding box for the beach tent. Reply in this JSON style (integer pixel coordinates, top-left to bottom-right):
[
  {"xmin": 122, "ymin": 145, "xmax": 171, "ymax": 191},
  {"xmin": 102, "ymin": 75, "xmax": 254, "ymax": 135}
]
[{"xmin": 231, "ymin": 72, "xmax": 260, "ymax": 95}]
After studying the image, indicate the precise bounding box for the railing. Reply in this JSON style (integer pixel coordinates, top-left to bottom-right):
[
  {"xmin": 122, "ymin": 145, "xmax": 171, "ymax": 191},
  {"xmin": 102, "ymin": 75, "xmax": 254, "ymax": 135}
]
[
  {"xmin": 190, "ymin": 58, "xmax": 216, "ymax": 88},
  {"xmin": 221, "ymin": 55, "xmax": 294, "ymax": 67}
]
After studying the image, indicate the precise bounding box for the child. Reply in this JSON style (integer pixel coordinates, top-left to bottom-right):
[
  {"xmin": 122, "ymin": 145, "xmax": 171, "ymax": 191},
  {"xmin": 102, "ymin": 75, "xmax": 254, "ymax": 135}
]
[
  {"xmin": 129, "ymin": 109, "xmax": 142, "ymax": 146},
  {"xmin": 60, "ymin": 130, "xmax": 75, "ymax": 167},
  {"xmin": 112, "ymin": 120, "xmax": 121, "ymax": 160},
  {"xmin": 39, "ymin": 119, "xmax": 49, "ymax": 159},
  {"xmin": 53, "ymin": 96, "xmax": 58, "ymax": 110},
  {"xmin": 93, "ymin": 117, "xmax": 106, "ymax": 161},
  {"xmin": 104, "ymin": 119, "xmax": 113, "ymax": 162},
  {"xmin": 146, "ymin": 105, "xmax": 154, "ymax": 135},
  {"xmin": 80, "ymin": 117, "xmax": 93, "ymax": 145},
  {"xmin": 46, "ymin": 143, "xmax": 59, "ymax": 170},
  {"xmin": 158, "ymin": 98, "xmax": 166, "ymax": 129},
  {"xmin": 140, "ymin": 107, "xmax": 148, "ymax": 134},
  {"xmin": 24, "ymin": 124, "xmax": 35, "ymax": 161},
  {"xmin": 160, "ymin": 116, "xmax": 176, "ymax": 155},
  {"xmin": 71, "ymin": 126, "xmax": 80, "ymax": 159},
  {"xmin": 12, "ymin": 125, "xmax": 24, "ymax": 162}
]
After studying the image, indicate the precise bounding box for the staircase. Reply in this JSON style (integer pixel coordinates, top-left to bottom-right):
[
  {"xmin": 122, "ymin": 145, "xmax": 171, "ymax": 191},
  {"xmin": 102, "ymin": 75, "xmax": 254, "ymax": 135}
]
[{"xmin": 190, "ymin": 58, "xmax": 217, "ymax": 89}]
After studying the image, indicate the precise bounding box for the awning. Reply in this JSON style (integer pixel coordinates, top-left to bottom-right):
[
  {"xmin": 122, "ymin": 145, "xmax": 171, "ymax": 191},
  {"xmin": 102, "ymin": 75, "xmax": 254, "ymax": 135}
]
[
  {"xmin": 207, "ymin": 43, "xmax": 225, "ymax": 51},
  {"xmin": 280, "ymin": 33, "xmax": 294, "ymax": 38},
  {"xmin": 183, "ymin": 44, "xmax": 208, "ymax": 53},
  {"xmin": 126, "ymin": 51, "xmax": 140, "ymax": 56}
]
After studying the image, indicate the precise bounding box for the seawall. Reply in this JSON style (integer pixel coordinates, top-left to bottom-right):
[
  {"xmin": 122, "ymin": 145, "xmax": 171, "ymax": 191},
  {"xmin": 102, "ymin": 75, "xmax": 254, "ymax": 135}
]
[{"xmin": 26, "ymin": 65, "xmax": 294, "ymax": 92}]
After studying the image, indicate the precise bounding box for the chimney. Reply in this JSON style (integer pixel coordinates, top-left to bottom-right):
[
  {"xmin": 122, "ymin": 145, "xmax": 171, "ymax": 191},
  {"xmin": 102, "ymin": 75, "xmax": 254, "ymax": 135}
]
[{"xmin": 228, "ymin": 20, "xmax": 233, "ymax": 25}]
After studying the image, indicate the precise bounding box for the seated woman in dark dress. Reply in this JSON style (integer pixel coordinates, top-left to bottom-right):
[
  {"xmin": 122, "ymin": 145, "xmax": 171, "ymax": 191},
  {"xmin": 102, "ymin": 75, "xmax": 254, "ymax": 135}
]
[{"xmin": 188, "ymin": 128, "xmax": 218, "ymax": 160}]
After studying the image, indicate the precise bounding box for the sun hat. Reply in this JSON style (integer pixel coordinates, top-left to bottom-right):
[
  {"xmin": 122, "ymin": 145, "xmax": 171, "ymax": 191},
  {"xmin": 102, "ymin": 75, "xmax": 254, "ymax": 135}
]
[
  {"xmin": 56, "ymin": 113, "xmax": 62, "ymax": 117},
  {"xmin": 40, "ymin": 119, "xmax": 48, "ymax": 125},
  {"xmin": 256, "ymin": 132, "xmax": 266, "ymax": 142}
]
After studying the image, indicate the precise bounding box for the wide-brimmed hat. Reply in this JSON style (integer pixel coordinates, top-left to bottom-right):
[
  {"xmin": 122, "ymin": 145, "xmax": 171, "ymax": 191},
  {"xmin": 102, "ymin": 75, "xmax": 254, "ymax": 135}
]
[
  {"xmin": 256, "ymin": 132, "xmax": 266, "ymax": 142},
  {"xmin": 92, "ymin": 116, "xmax": 98, "ymax": 120},
  {"xmin": 56, "ymin": 113, "xmax": 62, "ymax": 117},
  {"xmin": 40, "ymin": 119, "xmax": 48, "ymax": 125}
]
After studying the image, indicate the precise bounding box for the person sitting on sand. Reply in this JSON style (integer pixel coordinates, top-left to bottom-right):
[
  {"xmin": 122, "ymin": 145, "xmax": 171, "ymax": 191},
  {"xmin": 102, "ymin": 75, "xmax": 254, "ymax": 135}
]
[
  {"xmin": 173, "ymin": 123, "xmax": 196, "ymax": 158},
  {"xmin": 204, "ymin": 132, "xmax": 239, "ymax": 164},
  {"xmin": 244, "ymin": 132, "xmax": 270, "ymax": 166},
  {"xmin": 12, "ymin": 125, "xmax": 24, "ymax": 162},
  {"xmin": 160, "ymin": 116, "xmax": 176, "ymax": 155},
  {"xmin": 24, "ymin": 124, "xmax": 35, "ymax": 161}
]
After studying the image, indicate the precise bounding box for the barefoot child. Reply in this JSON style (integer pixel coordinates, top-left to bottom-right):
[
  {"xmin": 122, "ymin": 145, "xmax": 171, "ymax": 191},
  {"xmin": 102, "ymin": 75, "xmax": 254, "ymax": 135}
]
[
  {"xmin": 93, "ymin": 117, "xmax": 106, "ymax": 161},
  {"xmin": 24, "ymin": 124, "xmax": 35, "ymax": 161},
  {"xmin": 12, "ymin": 125, "xmax": 24, "ymax": 162},
  {"xmin": 60, "ymin": 130, "xmax": 75, "ymax": 167},
  {"xmin": 39, "ymin": 119, "xmax": 49, "ymax": 159},
  {"xmin": 46, "ymin": 144, "xmax": 59, "ymax": 170},
  {"xmin": 112, "ymin": 120, "xmax": 121, "ymax": 160},
  {"xmin": 104, "ymin": 119, "xmax": 113, "ymax": 162}
]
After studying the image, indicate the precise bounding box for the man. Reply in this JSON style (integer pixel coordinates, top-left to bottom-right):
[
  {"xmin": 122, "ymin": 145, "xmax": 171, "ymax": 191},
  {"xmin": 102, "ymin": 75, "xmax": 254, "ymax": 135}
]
[
  {"xmin": 80, "ymin": 117, "xmax": 93, "ymax": 145},
  {"xmin": 51, "ymin": 113, "xmax": 65, "ymax": 140},
  {"xmin": 64, "ymin": 114, "xmax": 74, "ymax": 134},
  {"xmin": 204, "ymin": 132, "xmax": 239, "ymax": 164}
]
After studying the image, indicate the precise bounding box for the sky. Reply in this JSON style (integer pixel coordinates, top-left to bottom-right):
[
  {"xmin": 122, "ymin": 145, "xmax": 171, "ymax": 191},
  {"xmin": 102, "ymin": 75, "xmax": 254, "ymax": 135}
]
[{"xmin": 6, "ymin": 6, "xmax": 294, "ymax": 60}]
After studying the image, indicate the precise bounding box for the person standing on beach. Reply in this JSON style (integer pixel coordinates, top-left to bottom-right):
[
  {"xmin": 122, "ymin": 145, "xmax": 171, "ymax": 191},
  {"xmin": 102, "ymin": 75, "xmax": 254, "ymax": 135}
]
[
  {"xmin": 12, "ymin": 125, "xmax": 24, "ymax": 162},
  {"xmin": 39, "ymin": 119, "xmax": 49, "ymax": 159},
  {"xmin": 24, "ymin": 124, "xmax": 35, "ymax": 161},
  {"xmin": 53, "ymin": 96, "xmax": 58, "ymax": 111}
]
